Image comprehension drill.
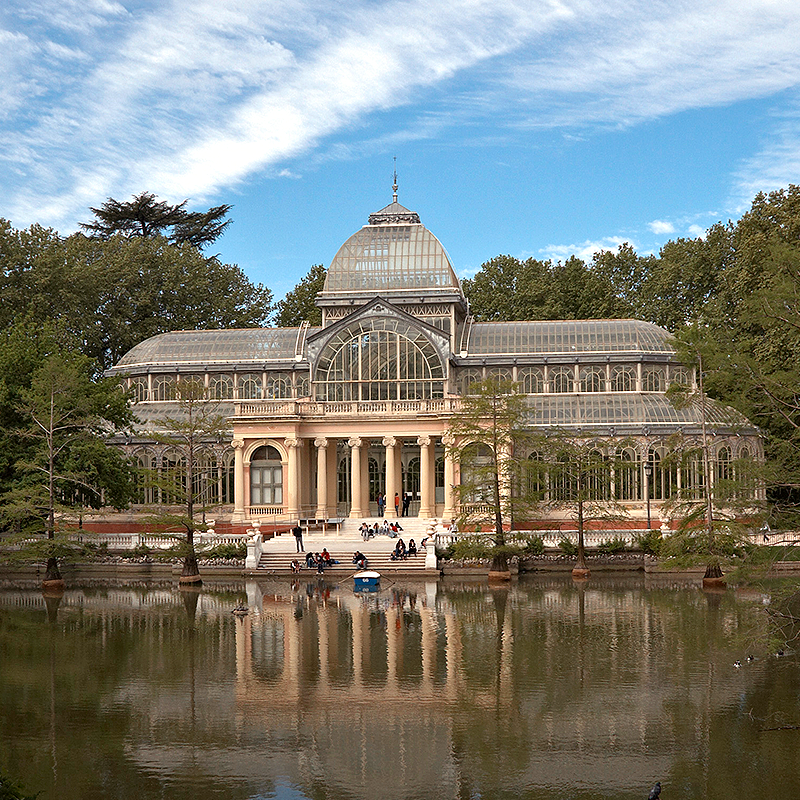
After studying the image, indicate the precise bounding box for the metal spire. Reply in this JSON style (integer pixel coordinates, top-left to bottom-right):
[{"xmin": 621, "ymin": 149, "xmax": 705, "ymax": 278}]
[{"xmin": 392, "ymin": 156, "xmax": 398, "ymax": 203}]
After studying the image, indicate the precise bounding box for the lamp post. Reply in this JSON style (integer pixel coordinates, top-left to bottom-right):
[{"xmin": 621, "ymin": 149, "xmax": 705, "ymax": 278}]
[{"xmin": 644, "ymin": 461, "xmax": 652, "ymax": 529}]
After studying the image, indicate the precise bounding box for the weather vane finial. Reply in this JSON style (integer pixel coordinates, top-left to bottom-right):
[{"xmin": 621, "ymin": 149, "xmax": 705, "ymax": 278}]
[{"xmin": 392, "ymin": 156, "xmax": 398, "ymax": 203}]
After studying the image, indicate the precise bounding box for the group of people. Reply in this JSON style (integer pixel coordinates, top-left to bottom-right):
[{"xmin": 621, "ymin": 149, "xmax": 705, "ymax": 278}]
[
  {"xmin": 389, "ymin": 538, "xmax": 418, "ymax": 560},
  {"xmin": 289, "ymin": 548, "xmax": 339, "ymax": 573},
  {"xmin": 360, "ymin": 520, "xmax": 405, "ymax": 539},
  {"xmin": 375, "ymin": 492, "xmax": 412, "ymax": 517}
]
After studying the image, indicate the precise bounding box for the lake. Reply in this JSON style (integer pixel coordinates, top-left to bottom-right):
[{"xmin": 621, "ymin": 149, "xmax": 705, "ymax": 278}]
[{"xmin": 1, "ymin": 575, "xmax": 798, "ymax": 800}]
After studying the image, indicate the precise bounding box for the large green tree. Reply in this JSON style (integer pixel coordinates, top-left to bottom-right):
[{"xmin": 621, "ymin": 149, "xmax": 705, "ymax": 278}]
[
  {"xmin": 275, "ymin": 263, "xmax": 326, "ymax": 327},
  {"xmin": 80, "ymin": 191, "xmax": 232, "ymax": 249},
  {"xmin": 0, "ymin": 327, "xmax": 134, "ymax": 586},
  {"xmin": 0, "ymin": 223, "xmax": 273, "ymax": 370}
]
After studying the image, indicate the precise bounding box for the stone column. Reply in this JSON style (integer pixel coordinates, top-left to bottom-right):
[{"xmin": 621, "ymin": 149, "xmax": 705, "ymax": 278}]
[
  {"xmin": 286, "ymin": 437, "xmax": 302, "ymax": 519},
  {"xmin": 418, "ymin": 435, "xmax": 433, "ymax": 518},
  {"xmin": 232, "ymin": 438, "xmax": 245, "ymax": 521},
  {"xmin": 442, "ymin": 432, "xmax": 456, "ymax": 521},
  {"xmin": 383, "ymin": 436, "xmax": 398, "ymax": 517},
  {"xmin": 314, "ymin": 438, "xmax": 328, "ymax": 519},
  {"xmin": 349, "ymin": 437, "xmax": 363, "ymax": 518}
]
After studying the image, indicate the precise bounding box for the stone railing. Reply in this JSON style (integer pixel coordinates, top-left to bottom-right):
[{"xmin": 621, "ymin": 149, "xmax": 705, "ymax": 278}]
[{"xmin": 234, "ymin": 397, "xmax": 461, "ymax": 419}]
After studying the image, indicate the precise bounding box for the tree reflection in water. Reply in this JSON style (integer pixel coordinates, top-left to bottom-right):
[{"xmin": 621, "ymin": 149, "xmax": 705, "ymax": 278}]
[{"xmin": 0, "ymin": 577, "xmax": 798, "ymax": 800}]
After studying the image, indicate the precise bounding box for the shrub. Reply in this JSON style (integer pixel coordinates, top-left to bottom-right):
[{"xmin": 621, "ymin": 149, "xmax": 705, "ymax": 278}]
[
  {"xmin": 559, "ymin": 537, "xmax": 577, "ymax": 556},
  {"xmin": 520, "ymin": 535, "xmax": 545, "ymax": 556},
  {"xmin": 596, "ymin": 537, "xmax": 628, "ymax": 555},
  {"xmin": 200, "ymin": 542, "xmax": 246, "ymax": 560},
  {"xmin": 634, "ymin": 529, "xmax": 663, "ymax": 555}
]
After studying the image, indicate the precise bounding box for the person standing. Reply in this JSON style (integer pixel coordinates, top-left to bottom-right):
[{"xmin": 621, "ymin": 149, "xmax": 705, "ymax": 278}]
[
  {"xmin": 394, "ymin": 492, "xmax": 400, "ymax": 517},
  {"xmin": 377, "ymin": 492, "xmax": 385, "ymax": 517},
  {"xmin": 402, "ymin": 492, "xmax": 410, "ymax": 517},
  {"xmin": 292, "ymin": 521, "xmax": 304, "ymax": 553}
]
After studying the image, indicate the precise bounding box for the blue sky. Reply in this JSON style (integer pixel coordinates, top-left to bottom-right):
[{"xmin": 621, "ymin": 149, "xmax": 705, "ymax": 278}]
[{"xmin": 3, "ymin": 0, "xmax": 800, "ymax": 303}]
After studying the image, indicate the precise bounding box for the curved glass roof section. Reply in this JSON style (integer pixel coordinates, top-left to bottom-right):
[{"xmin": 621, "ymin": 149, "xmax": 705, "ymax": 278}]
[
  {"xmin": 467, "ymin": 320, "xmax": 672, "ymax": 356},
  {"xmin": 524, "ymin": 394, "xmax": 752, "ymax": 429},
  {"xmin": 322, "ymin": 201, "xmax": 461, "ymax": 295},
  {"xmin": 113, "ymin": 329, "xmax": 314, "ymax": 370}
]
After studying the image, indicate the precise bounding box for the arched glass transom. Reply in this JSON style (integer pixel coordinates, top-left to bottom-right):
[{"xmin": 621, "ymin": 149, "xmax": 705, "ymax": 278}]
[{"xmin": 315, "ymin": 318, "xmax": 444, "ymax": 401}]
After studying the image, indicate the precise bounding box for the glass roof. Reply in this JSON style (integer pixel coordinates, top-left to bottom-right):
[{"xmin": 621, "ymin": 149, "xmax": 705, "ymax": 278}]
[
  {"xmin": 112, "ymin": 329, "xmax": 317, "ymax": 371},
  {"xmin": 321, "ymin": 221, "xmax": 461, "ymax": 295},
  {"xmin": 523, "ymin": 394, "xmax": 752, "ymax": 429},
  {"xmin": 467, "ymin": 320, "xmax": 672, "ymax": 355}
]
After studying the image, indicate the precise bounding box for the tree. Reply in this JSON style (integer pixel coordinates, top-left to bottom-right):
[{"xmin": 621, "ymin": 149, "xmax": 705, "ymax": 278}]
[
  {"xmin": 0, "ymin": 337, "xmax": 134, "ymax": 588},
  {"xmin": 445, "ymin": 378, "xmax": 540, "ymax": 578},
  {"xmin": 80, "ymin": 191, "xmax": 232, "ymax": 250},
  {"xmin": 664, "ymin": 324, "xmax": 765, "ymax": 586},
  {"xmin": 275, "ymin": 263, "xmax": 326, "ymax": 327},
  {"xmin": 531, "ymin": 431, "xmax": 632, "ymax": 578},
  {"xmin": 142, "ymin": 379, "xmax": 229, "ymax": 585},
  {"xmin": 0, "ymin": 224, "xmax": 273, "ymax": 370}
]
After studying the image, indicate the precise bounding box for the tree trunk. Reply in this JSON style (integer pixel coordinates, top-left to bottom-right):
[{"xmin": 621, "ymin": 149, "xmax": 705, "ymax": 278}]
[
  {"xmin": 572, "ymin": 499, "xmax": 590, "ymax": 580},
  {"xmin": 702, "ymin": 562, "xmax": 726, "ymax": 590},
  {"xmin": 42, "ymin": 556, "xmax": 65, "ymax": 591},
  {"xmin": 180, "ymin": 551, "xmax": 202, "ymax": 586}
]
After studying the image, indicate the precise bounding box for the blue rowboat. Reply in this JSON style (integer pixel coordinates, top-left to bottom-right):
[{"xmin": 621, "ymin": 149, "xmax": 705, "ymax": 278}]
[{"xmin": 353, "ymin": 570, "xmax": 381, "ymax": 590}]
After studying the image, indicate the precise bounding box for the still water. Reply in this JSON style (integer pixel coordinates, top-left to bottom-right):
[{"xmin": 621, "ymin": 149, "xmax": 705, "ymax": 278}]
[{"xmin": 1, "ymin": 576, "xmax": 799, "ymax": 800}]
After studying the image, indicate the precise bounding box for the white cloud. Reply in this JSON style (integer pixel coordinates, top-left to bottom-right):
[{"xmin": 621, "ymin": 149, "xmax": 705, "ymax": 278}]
[
  {"xmin": 648, "ymin": 220, "xmax": 676, "ymax": 235},
  {"xmin": 687, "ymin": 224, "xmax": 706, "ymax": 238},
  {"xmin": 4, "ymin": 0, "xmax": 800, "ymax": 229},
  {"xmin": 540, "ymin": 237, "xmax": 630, "ymax": 263}
]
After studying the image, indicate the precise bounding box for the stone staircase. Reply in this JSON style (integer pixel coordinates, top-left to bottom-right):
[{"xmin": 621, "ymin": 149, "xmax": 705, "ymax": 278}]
[{"xmin": 256, "ymin": 517, "xmax": 439, "ymax": 575}]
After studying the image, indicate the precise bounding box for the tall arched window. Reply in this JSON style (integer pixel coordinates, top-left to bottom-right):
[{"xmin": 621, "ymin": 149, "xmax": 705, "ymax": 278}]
[
  {"xmin": 649, "ymin": 446, "xmax": 676, "ymax": 500},
  {"xmin": 266, "ymin": 375, "xmax": 291, "ymax": 398},
  {"xmin": 550, "ymin": 367, "xmax": 573, "ymax": 394},
  {"xmin": 612, "ymin": 366, "xmax": 636, "ymax": 392},
  {"xmin": 239, "ymin": 374, "xmax": 262, "ymax": 400},
  {"xmin": 580, "ymin": 367, "xmax": 604, "ymax": 393},
  {"xmin": 642, "ymin": 367, "xmax": 665, "ymax": 392},
  {"xmin": 716, "ymin": 446, "xmax": 732, "ymax": 484},
  {"xmin": 210, "ymin": 375, "xmax": 233, "ymax": 400},
  {"xmin": 460, "ymin": 368, "xmax": 483, "ymax": 395},
  {"xmin": 161, "ymin": 450, "xmax": 185, "ymax": 504},
  {"xmin": 518, "ymin": 367, "xmax": 544, "ymax": 394},
  {"xmin": 135, "ymin": 449, "xmax": 155, "ymax": 504},
  {"xmin": 616, "ymin": 447, "xmax": 640, "ymax": 501},
  {"xmin": 368, "ymin": 457, "xmax": 384, "ymax": 506},
  {"xmin": 315, "ymin": 318, "xmax": 444, "ymax": 401},
  {"xmin": 131, "ymin": 378, "xmax": 148, "ymax": 403},
  {"xmin": 153, "ymin": 376, "xmax": 176, "ymax": 401},
  {"xmin": 250, "ymin": 445, "xmax": 283, "ymax": 507},
  {"xmin": 681, "ymin": 448, "xmax": 705, "ymax": 501}
]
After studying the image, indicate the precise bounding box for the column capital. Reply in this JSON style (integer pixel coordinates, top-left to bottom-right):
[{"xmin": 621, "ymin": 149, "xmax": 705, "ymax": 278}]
[
  {"xmin": 442, "ymin": 432, "xmax": 455, "ymax": 447},
  {"xmin": 285, "ymin": 437, "xmax": 303, "ymax": 449},
  {"xmin": 348, "ymin": 437, "xmax": 362, "ymax": 449},
  {"xmin": 417, "ymin": 435, "xmax": 432, "ymax": 448},
  {"xmin": 232, "ymin": 438, "xmax": 245, "ymax": 450},
  {"xmin": 382, "ymin": 436, "xmax": 397, "ymax": 448},
  {"xmin": 314, "ymin": 437, "xmax": 328, "ymax": 449}
]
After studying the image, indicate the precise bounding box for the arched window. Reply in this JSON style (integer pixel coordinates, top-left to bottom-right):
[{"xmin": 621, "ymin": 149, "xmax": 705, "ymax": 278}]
[
  {"xmin": 296, "ymin": 375, "xmax": 310, "ymax": 397},
  {"xmin": 580, "ymin": 366, "xmax": 604, "ymax": 393},
  {"xmin": 250, "ymin": 445, "xmax": 283, "ymax": 507},
  {"xmin": 435, "ymin": 455, "xmax": 445, "ymax": 504},
  {"xmin": 153, "ymin": 376, "xmax": 176, "ymax": 401},
  {"xmin": 649, "ymin": 446, "xmax": 676, "ymax": 500},
  {"xmin": 612, "ymin": 366, "xmax": 636, "ymax": 392},
  {"xmin": 315, "ymin": 318, "xmax": 444, "ymax": 401},
  {"xmin": 616, "ymin": 447, "xmax": 640, "ymax": 501},
  {"xmin": 179, "ymin": 376, "xmax": 205, "ymax": 400},
  {"xmin": 681, "ymin": 448, "xmax": 705, "ymax": 501},
  {"xmin": 587, "ymin": 449, "xmax": 610, "ymax": 501},
  {"xmin": 642, "ymin": 367, "xmax": 665, "ymax": 392},
  {"xmin": 239, "ymin": 374, "xmax": 262, "ymax": 400},
  {"xmin": 716, "ymin": 446, "xmax": 732, "ymax": 484},
  {"xmin": 266, "ymin": 375, "xmax": 290, "ymax": 398},
  {"xmin": 670, "ymin": 367, "xmax": 690, "ymax": 387},
  {"xmin": 368, "ymin": 457, "xmax": 384, "ymax": 507},
  {"xmin": 161, "ymin": 450, "xmax": 185, "ymax": 504},
  {"xmin": 131, "ymin": 378, "xmax": 148, "ymax": 403},
  {"xmin": 210, "ymin": 375, "xmax": 233, "ymax": 400},
  {"xmin": 460, "ymin": 368, "xmax": 483, "ymax": 395},
  {"xmin": 550, "ymin": 367, "xmax": 573, "ymax": 394},
  {"xmin": 524, "ymin": 452, "xmax": 546, "ymax": 501},
  {"xmin": 337, "ymin": 454, "xmax": 351, "ymax": 510},
  {"xmin": 488, "ymin": 367, "xmax": 513, "ymax": 382},
  {"xmin": 460, "ymin": 444, "xmax": 493, "ymax": 504},
  {"xmin": 135, "ymin": 450, "xmax": 155, "ymax": 504},
  {"xmin": 404, "ymin": 457, "xmax": 421, "ymax": 502},
  {"xmin": 518, "ymin": 367, "xmax": 544, "ymax": 394},
  {"xmin": 551, "ymin": 451, "xmax": 577, "ymax": 502}
]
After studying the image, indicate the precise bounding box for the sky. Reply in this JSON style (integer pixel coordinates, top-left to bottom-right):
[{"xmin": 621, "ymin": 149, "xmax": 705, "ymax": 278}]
[{"xmin": 3, "ymin": 0, "xmax": 800, "ymax": 302}]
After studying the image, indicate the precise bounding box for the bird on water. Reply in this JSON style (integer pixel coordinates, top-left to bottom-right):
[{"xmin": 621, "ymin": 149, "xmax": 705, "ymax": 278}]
[{"xmin": 648, "ymin": 781, "xmax": 661, "ymax": 799}]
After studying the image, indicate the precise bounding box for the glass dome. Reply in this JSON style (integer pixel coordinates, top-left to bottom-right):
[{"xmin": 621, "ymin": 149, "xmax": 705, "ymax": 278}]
[{"xmin": 321, "ymin": 201, "xmax": 461, "ymax": 296}]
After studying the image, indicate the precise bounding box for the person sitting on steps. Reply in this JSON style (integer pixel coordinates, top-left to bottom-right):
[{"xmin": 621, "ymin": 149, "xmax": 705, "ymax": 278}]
[{"xmin": 407, "ymin": 539, "xmax": 417, "ymax": 556}]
